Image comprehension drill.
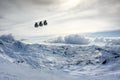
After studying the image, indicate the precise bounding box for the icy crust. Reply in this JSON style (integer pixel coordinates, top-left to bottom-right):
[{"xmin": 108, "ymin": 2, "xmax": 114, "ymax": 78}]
[{"xmin": 0, "ymin": 35, "xmax": 120, "ymax": 80}]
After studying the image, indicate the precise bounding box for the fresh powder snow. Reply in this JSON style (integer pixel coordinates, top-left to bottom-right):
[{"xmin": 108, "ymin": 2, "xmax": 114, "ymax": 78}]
[{"xmin": 0, "ymin": 34, "xmax": 120, "ymax": 80}]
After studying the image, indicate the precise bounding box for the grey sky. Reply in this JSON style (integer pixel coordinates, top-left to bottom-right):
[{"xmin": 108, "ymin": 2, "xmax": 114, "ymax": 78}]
[{"xmin": 0, "ymin": 0, "xmax": 120, "ymax": 38}]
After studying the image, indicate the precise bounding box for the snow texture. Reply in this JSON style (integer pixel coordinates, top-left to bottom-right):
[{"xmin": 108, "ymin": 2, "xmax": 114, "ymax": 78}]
[
  {"xmin": 50, "ymin": 34, "xmax": 90, "ymax": 45},
  {"xmin": 0, "ymin": 34, "xmax": 120, "ymax": 80}
]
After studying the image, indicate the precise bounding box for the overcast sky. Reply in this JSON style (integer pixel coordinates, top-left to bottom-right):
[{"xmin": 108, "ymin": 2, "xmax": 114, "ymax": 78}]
[{"xmin": 0, "ymin": 0, "xmax": 120, "ymax": 38}]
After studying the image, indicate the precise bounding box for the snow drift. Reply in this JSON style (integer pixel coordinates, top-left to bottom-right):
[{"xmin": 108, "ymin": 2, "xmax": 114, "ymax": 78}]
[
  {"xmin": 0, "ymin": 34, "xmax": 120, "ymax": 80},
  {"xmin": 50, "ymin": 34, "xmax": 90, "ymax": 44},
  {"xmin": 0, "ymin": 34, "xmax": 120, "ymax": 68}
]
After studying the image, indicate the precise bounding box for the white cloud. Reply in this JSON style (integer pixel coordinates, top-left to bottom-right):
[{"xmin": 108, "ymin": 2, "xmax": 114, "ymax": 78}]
[{"xmin": 0, "ymin": 0, "xmax": 120, "ymax": 38}]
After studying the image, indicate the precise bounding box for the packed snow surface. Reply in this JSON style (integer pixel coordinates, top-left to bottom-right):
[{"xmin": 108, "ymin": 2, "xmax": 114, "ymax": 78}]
[{"xmin": 0, "ymin": 34, "xmax": 120, "ymax": 80}]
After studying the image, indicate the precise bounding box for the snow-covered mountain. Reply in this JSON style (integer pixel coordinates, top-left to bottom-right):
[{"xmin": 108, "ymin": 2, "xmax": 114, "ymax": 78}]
[{"xmin": 0, "ymin": 34, "xmax": 120, "ymax": 80}]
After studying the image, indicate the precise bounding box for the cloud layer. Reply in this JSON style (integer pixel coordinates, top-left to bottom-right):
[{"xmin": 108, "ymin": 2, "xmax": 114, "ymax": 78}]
[{"xmin": 0, "ymin": 0, "xmax": 120, "ymax": 38}]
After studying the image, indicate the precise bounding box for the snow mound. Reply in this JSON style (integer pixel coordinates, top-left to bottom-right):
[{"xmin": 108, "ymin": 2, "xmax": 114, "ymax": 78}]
[
  {"xmin": 51, "ymin": 34, "xmax": 90, "ymax": 45},
  {"xmin": 108, "ymin": 39, "xmax": 120, "ymax": 45},
  {"xmin": 0, "ymin": 35, "xmax": 120, "ymax": 68},
  {"xmin": 64, "ymin": 34, "xmax": 90, "ymax": 44},
  {"xmin": 0, "ymin": 34, "xmax": 120, "ymax": 80},
  {"xmin": 0, "ymin": 34, "xmax": 15, "ymax": 43}
]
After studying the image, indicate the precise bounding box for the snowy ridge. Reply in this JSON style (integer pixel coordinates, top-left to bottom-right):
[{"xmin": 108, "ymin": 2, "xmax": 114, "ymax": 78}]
[
  {"xmin": 0, "ymin": 34, "xmax": 120, "ymax": 80},
  {"xmin": 49, "ymin": 34, "xmax": 90, "ymax": 44}
]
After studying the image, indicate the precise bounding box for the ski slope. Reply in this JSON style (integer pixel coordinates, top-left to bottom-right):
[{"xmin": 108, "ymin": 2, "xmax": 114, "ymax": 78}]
[{"xmin": 0, "ymin": 34, "xmax": 120, "ymax": 80}]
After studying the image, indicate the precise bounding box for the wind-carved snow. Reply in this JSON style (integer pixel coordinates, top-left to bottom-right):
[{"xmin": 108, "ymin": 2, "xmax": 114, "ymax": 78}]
[
  {"xmin": 49, "ymin": 34, "xmax": 90, "ymax": 44},
  {"xmin": 0, "ymin": 34, "xmax": 120, "ymax": 80}
]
